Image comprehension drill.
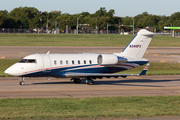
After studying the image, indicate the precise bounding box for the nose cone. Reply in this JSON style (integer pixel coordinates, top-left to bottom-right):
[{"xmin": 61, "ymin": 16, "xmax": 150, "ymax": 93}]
[
  {"xmin": 4, "ymin": 65, "xmax": 20, "ymax": 76},
  {"xmin": 4, "ymin": 68, "xmax": 12, "ymax": 75},
  {"xmin": 4, "ymin": 69, "xmax": 8, "ymax": 74}
]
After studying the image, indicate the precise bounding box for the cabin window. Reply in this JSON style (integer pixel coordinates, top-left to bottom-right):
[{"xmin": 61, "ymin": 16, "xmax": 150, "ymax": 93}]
[
  {"xmin": 18, "ymin": 59, "xmax": 37, "ymax": 63},
  {"xmin": 84, "ymin": 60, "xmax": 86, "ymax": 64},
  {"xmin": 72, "ymin": 60, "xmax": 74, "ymax": 64},
  {"xmin": 54, "ymin": 60, "xmax": 57, "ymax": 65},
  {"xmin": 66, "ymin": 60, "xmax": 68, "ymax": 65},
  {"xmin": 78, "ymin": 60, "xmax": 80, "ymax": 64},
  {"xmin": 89, "ymin": 60, "xmax": 92, "ymax": 64},
  {"xmin": 60, "ymin": 60, "xmax": 63, "ymax": 65}
]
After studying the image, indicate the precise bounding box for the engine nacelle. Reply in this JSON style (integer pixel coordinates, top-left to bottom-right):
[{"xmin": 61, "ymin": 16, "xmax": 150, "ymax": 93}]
[{"xmin": 97, "ymin": 54, "xmax": 127, "ymax": 65}]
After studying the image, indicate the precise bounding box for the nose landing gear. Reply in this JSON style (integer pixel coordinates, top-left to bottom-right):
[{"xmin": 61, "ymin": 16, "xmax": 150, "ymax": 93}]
[{"xmin": 19, "ymin": 77, "xmax": 25, "ymax": 85}]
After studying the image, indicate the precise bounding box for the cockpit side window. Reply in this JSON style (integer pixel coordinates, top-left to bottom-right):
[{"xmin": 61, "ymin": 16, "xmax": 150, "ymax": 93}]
[
  {"xmin": 28, "ymin": 59, "xmax": 36, "ymax": 63},
  {"xmin": 18, "ymin": 59, "xmax": 37, "ymax": 63}
]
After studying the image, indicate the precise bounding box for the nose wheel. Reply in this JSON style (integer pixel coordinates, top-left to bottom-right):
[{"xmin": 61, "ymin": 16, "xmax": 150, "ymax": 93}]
[{"xmin": 19, "ymin": 77, "xmax": 25, "ymax": 85}]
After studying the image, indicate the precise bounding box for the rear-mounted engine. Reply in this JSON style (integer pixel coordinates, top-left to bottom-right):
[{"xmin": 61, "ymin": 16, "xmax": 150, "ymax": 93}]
[{"xmin": 97, "ymin": 54, "xmax": 127, "ymax": 65}]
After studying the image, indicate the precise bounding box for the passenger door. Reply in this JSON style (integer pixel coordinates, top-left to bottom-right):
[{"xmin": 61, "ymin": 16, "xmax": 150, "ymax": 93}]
[{"xmin": 41, "ymin": 54, "xmax": 51, "ymax": 72}]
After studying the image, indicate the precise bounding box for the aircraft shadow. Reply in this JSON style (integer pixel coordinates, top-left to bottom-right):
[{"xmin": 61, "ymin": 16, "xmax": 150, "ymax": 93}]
[{"xmin": 32, "ymin": 78, "xmax": 180, "ymax": 88}]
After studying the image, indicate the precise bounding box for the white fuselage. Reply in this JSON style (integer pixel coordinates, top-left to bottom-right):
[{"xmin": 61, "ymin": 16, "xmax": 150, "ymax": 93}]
[{"xmin": 4, "ymin": 53, "xmax": 148, "ymax": 77}]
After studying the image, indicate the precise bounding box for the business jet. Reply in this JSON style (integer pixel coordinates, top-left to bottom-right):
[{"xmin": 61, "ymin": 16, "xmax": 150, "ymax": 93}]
[{"xmin": 4, "ymin": 29, "xmax": 166, "ymax": 85}]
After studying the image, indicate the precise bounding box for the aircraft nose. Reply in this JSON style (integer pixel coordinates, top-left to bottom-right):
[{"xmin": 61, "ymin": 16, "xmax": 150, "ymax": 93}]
[
  {"xmin": 4, "ymin": 67, "xmax": 16, "ymax": 76},
  {"xmin": 4, "ymin": 63, "xmax": 21, "ymax": 76},
  {"xmin": 4, "ymin": 68, "xmax": 11, "ymax": 75}
]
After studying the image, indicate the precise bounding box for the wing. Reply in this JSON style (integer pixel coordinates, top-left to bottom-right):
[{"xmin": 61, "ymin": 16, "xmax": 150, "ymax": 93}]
[{"xmin": 65, "ymin": 63, "xmax": 150, "ymax": 78}]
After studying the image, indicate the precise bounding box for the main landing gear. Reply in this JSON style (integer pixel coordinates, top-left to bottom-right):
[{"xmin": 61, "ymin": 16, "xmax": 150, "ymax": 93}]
[
  {"xmin": 19, "ymin": 77, "xmax": 25, "ymax": 85},
  {"xmin": 71, "ymin": 77, "xmax": 81, "ymax": 84},
  {"xmin": 71, "ymin": 77, "xmax": 94, "ymax": 85},
  {"xmin": 86, "ymin": 79, "xmax": 94, "ymax": 85}
]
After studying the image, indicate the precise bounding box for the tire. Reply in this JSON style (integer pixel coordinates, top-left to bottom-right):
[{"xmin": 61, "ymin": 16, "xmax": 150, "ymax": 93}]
[
  {"xmin": 19, "ymin": 81, "xmax": 24, "ymax": 85},
  {"xmin": 74, "ymin": 78, "xmax": 81, "ymax": 84}
]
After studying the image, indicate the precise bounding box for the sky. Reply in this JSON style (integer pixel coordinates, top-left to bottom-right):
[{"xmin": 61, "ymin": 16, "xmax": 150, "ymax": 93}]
[{"xmin": 0, "ymin": 0, "xmax": 180, "ymax": 17}]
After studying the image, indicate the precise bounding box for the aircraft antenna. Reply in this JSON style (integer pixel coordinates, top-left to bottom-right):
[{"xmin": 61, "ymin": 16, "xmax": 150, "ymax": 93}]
[{"xmin": 46, "ymin": 51, "xmax": 50, "ymax": 54}]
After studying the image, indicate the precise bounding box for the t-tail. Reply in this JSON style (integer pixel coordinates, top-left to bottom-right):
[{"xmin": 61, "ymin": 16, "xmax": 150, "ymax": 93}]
[{"xmin": 120, "ymin": 29, "xmax": 169, "ymax": 58}]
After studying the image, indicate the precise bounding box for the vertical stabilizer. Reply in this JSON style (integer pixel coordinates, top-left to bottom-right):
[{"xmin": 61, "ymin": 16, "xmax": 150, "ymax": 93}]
[{"xmin": 121, "ymin": 29, "xmax": 155, "ymax": 58}]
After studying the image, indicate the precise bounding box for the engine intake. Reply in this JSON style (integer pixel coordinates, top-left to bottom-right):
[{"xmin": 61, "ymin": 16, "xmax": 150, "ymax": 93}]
[{"xmin": 97, "ymin": 54, "xmax": 127, "ymax": 65}]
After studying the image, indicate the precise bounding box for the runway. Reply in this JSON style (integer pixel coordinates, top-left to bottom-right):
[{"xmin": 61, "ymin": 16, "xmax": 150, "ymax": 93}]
[
  {"xmin": 1, "ymin": 75, "xmax": 180, "ymax": 98},
  {"xmin": 1, "ymin": 46, "xmax": 180, "ymax": 98}
]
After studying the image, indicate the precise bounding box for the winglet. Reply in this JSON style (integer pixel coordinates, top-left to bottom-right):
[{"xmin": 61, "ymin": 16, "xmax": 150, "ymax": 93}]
[{"xmin": 139, "ymin": 63, "xmax": 150, "ymax": 75}]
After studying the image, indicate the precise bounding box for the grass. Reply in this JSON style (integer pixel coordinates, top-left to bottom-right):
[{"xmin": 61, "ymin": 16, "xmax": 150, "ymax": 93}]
[
  {"xmin": 0, "ymin": 59, "xmax": 20, "ymax": 77},
  {"xmin": 120, "ymin": 62, "xmax": 180, "ymax": 75},
  {"xmin": 0, "ymin": 96, "xmax": 180, "ymax": 119},
  {"xmin": 1, "ymin": 59, "xmax": 180, "ymax": 77},
  {"xmin": 0, "ymin": 33, "xmax": 180, "ymax": 47}
]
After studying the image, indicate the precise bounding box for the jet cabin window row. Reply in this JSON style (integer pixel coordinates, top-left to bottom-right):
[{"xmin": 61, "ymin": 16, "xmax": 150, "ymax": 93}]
[{"xmin": 54, "ymin": 60, "xmax": 92, "ymax": 65}]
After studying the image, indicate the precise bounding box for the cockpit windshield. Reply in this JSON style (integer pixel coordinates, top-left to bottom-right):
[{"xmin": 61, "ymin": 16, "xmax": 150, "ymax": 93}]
[{"xmin": 18, "ymin": 59, "xmax": 37, "ymax": 63}]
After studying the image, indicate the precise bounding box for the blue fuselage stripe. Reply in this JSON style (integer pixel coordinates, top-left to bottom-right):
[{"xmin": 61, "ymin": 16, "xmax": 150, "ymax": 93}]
[{"xmin": 21, "ymin": 61, "xmax": 148, "ymax": 77}]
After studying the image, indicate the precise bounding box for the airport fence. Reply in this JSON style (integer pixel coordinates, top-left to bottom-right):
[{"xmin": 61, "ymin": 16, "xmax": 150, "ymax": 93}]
[
  {"xmin": 0, "ymin": 28, "xmax": 133, "ymax": 34},
  {"xmin": 0, "ymin": 28, "xmax": 46, "ymax": 33}
]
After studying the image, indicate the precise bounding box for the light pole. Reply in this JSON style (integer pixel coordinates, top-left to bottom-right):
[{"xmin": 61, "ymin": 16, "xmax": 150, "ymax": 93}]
[
  {"xmin": 133, "ymin": 18, "xmax": 134, "ymax": 35},
  {"xmin": 37, "ymin": 11, "xmax": 42, "ymax": 33},
  {"xmin": 39, "ymin": 18, "xmax": 42, "ymax": 33},
  {"xmin": 46, "ymin": 18, "xmax": 49, "ymax": 33},
  {"xmin": 96, "ymin": 18, "xmax": 98, "ymax": 34},
  {"xmin": 119, "ymin": 22, "xmax": 120, "ymax": 34},
  {"xmin": 77, "ymin": 15, "xmax": 82, "ymax": 34}
]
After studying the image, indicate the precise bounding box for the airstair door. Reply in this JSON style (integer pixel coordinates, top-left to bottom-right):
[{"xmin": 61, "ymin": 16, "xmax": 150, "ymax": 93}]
[{"xmin": 41, "ymin": 54, "xmax": 51, "ymax": 72}]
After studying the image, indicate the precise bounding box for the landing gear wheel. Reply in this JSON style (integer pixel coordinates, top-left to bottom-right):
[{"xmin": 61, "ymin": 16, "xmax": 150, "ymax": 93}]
[
  {"xmin": 73, "ymin": 78, "xmax": 81, "ymax": 84},
  {"xmin": 86, "ymin": 79, "xmax": 94, "ymax": 85},
  {"xmin": 89, "ymin": 80, "xmax": 94, "ymax": 85},
  {"xmin": 19, "ymin": 77, "xmax": 24, "ymax": 86},
  {"xmin": 19, "ymin": 81, "xmax": 25, "ymax": 85}
]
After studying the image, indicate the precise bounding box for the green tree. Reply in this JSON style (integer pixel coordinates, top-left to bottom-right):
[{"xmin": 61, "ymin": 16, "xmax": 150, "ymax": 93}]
[
  {"xmin": 168, "ymin": 12, "xmax": 180, "ymax": 30},
  {"xmin": 48, "ymin": 10, "xmax": 61, "ymax": 21},
  {"xmin": 0, "ymin": 10, "xmax": 21, "ymax": 28},
  {"xmin": 158, "ymin": 16, "xmax": 169, "ymax": 32},
  {"xmin": 56, "ymin": 14, "xmax": 75, "ymax": 29},
  {"xmin": 134, "ymin": 12, "xmax": 149, "ymax": 28},
  {"xmin": 81, "ymin": 12, "xmax": 90, "ymax": 17},
  {"xmin": 93, "ymin": 16, "xmax": 110, "ymax": 29},
  {"xmin": 0, "ymin": 10, "xmax": 8, "ymax": 15},
  {"xmin": 105, "ymin": 9, "xmax": 115, "ymax": 18},
  {"xmin": 9, "ymin": 7, "xmax": 38, "ymax": 28},
  {"xmin": 94, "ymin": 7, "xmax": 107, "ymax": 17},
  {"xmin": 0, "ymin": 11, "xmax": 8, "ymax": 27},
  {"xmin": 142, "ymin": 15, "xmax": 160, "ymax": 30},
  {"xmin": 58, "ymin": 20, "xmax": 73, "ymax": 29},
  {"xmin": 122, "ymin": 16, "xmax": 133, "ymax": 31}
]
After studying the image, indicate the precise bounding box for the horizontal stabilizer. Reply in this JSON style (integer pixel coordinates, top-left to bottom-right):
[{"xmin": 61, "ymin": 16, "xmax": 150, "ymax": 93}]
[
  {"xmin": 139, "ymin": 63, "xmax": 150, "ymax": 75},
  {"xmin": 142, "ymin": 33, "xmax": 170, "ymax": 36}
]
